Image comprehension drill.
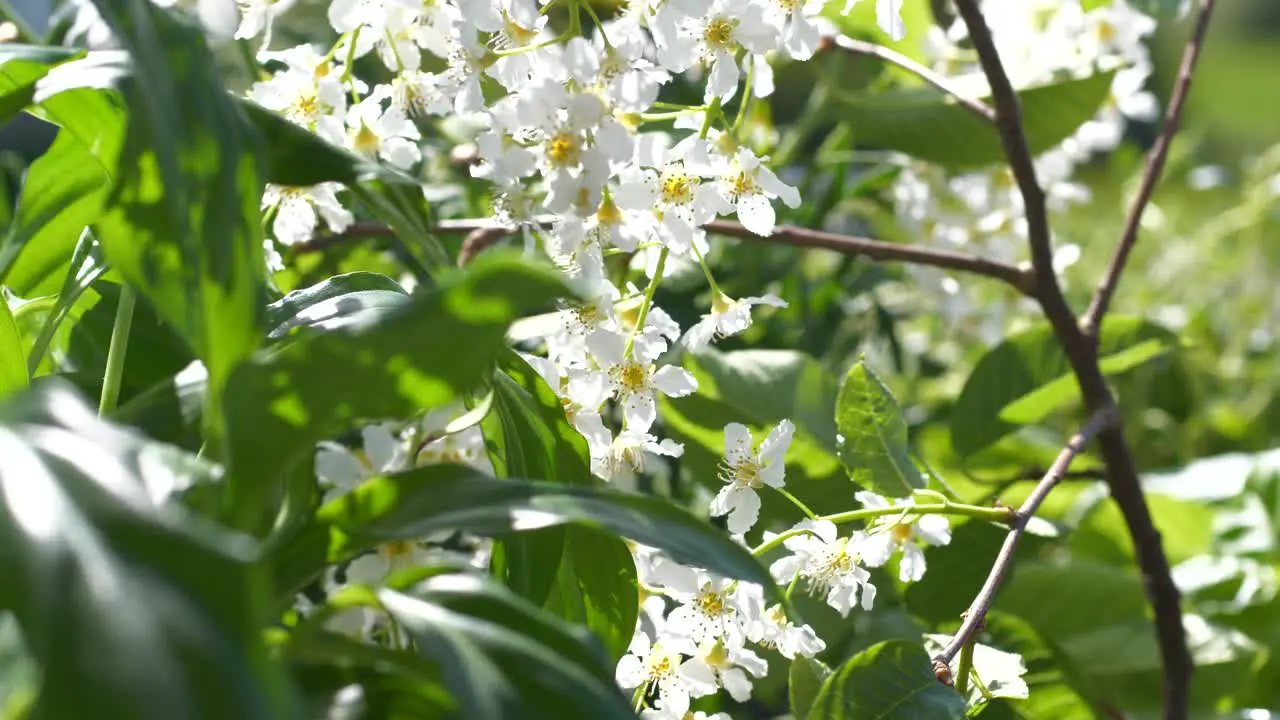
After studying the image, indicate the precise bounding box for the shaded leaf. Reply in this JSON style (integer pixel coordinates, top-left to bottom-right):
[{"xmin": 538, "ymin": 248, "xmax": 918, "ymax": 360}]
[
  {"xmin": 835, "ymin": 360, "xmax": 924, "ymax": 497},
  {"xmin": 828, "ymin": 71, "xmax": 1116, "ymax": 168},
  {"xmin": 951, "ymin": 317, "xmax": 1185, "ymax": 458},
  {"xmin": 808, "ymin": 640, "xmax": 966, "ymax": 719},
  {"xmin": 380, "ymin": 577, "xmax": 633, "ymax": 720},
  {"xmin": 790, "ymin": 656, "xmax": 833, "ymax": 720},
  {"xmin": 273, "ymin": 463, "xmax": 775, "ymax": 602},
  {"xmin": 264, "ymin": 271, "xmax": 408, "ymax": 341}
]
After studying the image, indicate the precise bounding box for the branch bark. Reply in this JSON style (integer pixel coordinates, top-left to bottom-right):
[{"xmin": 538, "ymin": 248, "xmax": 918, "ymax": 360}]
[
  {"xmin": 934, "ymin": 409, "xmax": 1116, "ymax": 668},
  {"xmin": 952, "ymin": 2, "xmax": 1216, "ymax": 717},
  {"xmin": 1081, "ymin": 0, "xmax": 1218, "ymax": 336},
  {"xmin": 298, "ymin": 217, "xmax": 1035, "ymax": 293}
]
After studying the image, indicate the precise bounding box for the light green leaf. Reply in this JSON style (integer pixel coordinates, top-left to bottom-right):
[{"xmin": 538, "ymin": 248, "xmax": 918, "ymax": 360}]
[
  {"xmin": 0, "ymin": 382, "xmax": 291, "ymax": 718},
  {"xmin": 951, "ymin": 316, "xmax": 1186, "ymax": 458},
  {"xmin": 791, "ymin": 656, "xmax": 833, "ymax": 720},
  {"xmin": 808, "ymin": 640, "xmax": 966, "ymax": 719},
  {"xmin": 0, "ymin": 299, "xmax": 26, "ymax": 397},
  {"xmin": 223, "ymin": 255, "xmax": 568, "ymax": 533},
  {"xmin": 835, "ymin": 360, "xmax": 924, "ymax": 497},
  {"xmin": 820, "ymin": 0, "xmax": 935, "ymax": 64},
  {"xmin": 829, "ymin": 71, "xmax": 1117, "ymax": 168}
]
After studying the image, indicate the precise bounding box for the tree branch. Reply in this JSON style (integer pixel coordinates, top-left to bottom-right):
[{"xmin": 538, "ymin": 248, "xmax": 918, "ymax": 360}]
[
  {"xmin": 1081, "ymin": 0, "xmax": 1218, "ymax": 336},
  {"xmin": 831, "ymin": 35, "xmax": 996, "ymax": 123},
  {"xmin": 953, "ymin": 3, "xmax": 1206, "ymax": 717},
  {"xmin": 933, "ymin": 408, "xmax": 1116, "ymax": 668},
  {"xmin": 296, "ymin": 217, "xmax": 1035, "ymax": 293}
]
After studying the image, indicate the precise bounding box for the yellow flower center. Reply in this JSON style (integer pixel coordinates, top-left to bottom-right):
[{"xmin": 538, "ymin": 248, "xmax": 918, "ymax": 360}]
[
  {"xmin": 617, "ymin": 362, "xmax": 649, "ymax": 393},
  {"xmin": 697, "ymin": 588, "xmax": 726, "ymax": 617},
  {"xmin": 351, "ymin": 122, "xmax": 380, "ymax": 156},
  {"xmin": 703, "ymin": 16, "xmax": 738, "ymax": 49},
  {"xmin": 377, "ymin": 539, "xmax": 415, "ymax": 560},
  {"xmin": 546, "ymin": 131, "xmax": 581, "ymax": 168},
  {"xmin": 726, "ymin": 169, "xmax": 758, "ymax": 199},
  {"xmin": 659, "ymin": 168, "xmax": 696, "ymax": 206},
  {"xmin": 597, "ymin": 196, "xmax": 622, "ymax": 225},
  {"xmin": 891, "ymin": 523, "xmax": 914, "ymax": 542}
]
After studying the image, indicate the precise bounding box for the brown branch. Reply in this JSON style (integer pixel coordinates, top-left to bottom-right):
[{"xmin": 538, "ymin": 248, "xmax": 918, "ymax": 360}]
[
  {"xmin": 933, "ymin": 409, "xmax": 1116, "ymax": 667},
  {"xmin": 831, "ymin": 35, "xmax": 996, "ymax": 123},
  {"xmin": 953, "ymin": 2, "xmax": 1207, "ymax": 717},
  {"xmin": 297, "ymin": 217, "xmax": 1035, "ymax": 293},
  {"xmin": 1081, "ymin": 0, "xmax": 1218, "ymax": 337}
]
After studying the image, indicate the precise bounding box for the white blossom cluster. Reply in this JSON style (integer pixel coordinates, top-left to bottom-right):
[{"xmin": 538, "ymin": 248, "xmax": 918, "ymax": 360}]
[{"xmin": 892, "ymin": 0, "xmax": 1165, "ymax": 346}]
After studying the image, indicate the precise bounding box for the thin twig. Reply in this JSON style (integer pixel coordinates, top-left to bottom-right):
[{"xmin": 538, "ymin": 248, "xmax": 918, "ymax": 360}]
[
  {"xmin": 831, "ymin": 35, "xmax": 996, "ymax": 123},
  {"xmin": 297, "ymin": 217, "xmax": 1036, "ymax": 293},
  {"xmin": 953, "ymin": 3, "xmax": 1208, "ymax": 716},
  {"xmin": 933, "ymin": 409, "xmax": 1116, "ymax": 667},
  {"xmin": 1081, "ymin": 0, "xmax": 1218, "ymax": 337}
]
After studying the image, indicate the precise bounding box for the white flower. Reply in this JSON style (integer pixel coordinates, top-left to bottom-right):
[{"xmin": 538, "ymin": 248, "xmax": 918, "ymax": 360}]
[
  {"xmin": 745, "ymin": 601, "xmax": 826, "ymax": 659},
  {"xmin": 655, "ymin": 566, "xmax": 749, "ymax": 646},
  {"xmin": 616, "ymin": 631, "xmax": 716, "ymax": 718},
  {"xmin": 923, "ymin": 634, "xmax": 1030, "ymax": 703},
  {"xmin": 234, "ymin": 0, "xmax": 293, "ymax": 45},
  {"xmin": 345, "ymin": 91, "xmax": 422, "ymax": 169},
  {"xmin": 686, "ymin": 638, "xmax": 768, "ymax": 702},
  {"xmin": 709, "ymin": 146, "xmax": 801, "ymax": 236},
  {"xmin": 658, "ymin": 0, "xmax": 778, "ymax": 102},
  {"xmin": 585, "ymin": 329, "xmax": 697, "ymax": 433},
  {"xmin": 615, "ymin": 148, "xmax": 724, "ymax": 254},
  {"xmin": 684, "ymin": 291, "xmax": 787, "ymax": 350},
  {"xmin": 768, "ymin": 519, "xmax": 877, "ymax": 617},
  {"xmin": 263, "ymin": 183, "xmax": 354, "ymax": 246},
  {"xmin": 315, "ymin": 423, "xmax": 406, "ymax": 497},
  {"xmin": 761, "ymin": 0, "xmax": 825, "ymax": 60},
  {"xmin": 854, "ymin": 491, "xmax": 952, "ymax": 582},
  {"xmin": 708, "ymin": 420, "xmax": 793, "ymax": 534}
]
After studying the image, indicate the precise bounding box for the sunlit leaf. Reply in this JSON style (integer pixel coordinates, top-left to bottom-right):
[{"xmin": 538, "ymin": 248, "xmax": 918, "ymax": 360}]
[
  {"xmin": 807, "ymin": 640, "xmax": 966, "ymax": 719},
  {"xmin": 835, "ymin": 360, "xmax": 924, "ymax": 497}
]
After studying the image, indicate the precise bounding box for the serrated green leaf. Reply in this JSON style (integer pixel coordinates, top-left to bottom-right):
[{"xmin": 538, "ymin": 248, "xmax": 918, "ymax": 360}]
[
  {"xmin": 951, "ymin": 316, "xmax": 1185, "ymax": 458},
  {"xmin": 829, "ymin": 71, "xmax": 1117, "ymax": 168},
  {"xmin": 835, "ymin": 360, "xmax": 924, "ymax": 497},
  {"xmin": 791, "ymin": 656, "xmax": 833, "ymax": 720},
  {"xmin": 808, "ymin": 640, "xmax": 966, "ymax": 719},
  {"xmin": 223, "ymin": 255, "xmax": 568, "ymax": 533}
]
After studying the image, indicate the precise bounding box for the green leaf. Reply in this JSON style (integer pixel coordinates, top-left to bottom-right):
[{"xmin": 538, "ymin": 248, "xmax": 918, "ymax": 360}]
[
  {"xmin": 808, "ymin": 640, "xmax": 966, "ymax": 719},
  {"xmin": 264, "ymin": 271, "xmax": 408, "ymax": 341},
  {"xmin": 1128, "ymin": 0, "xmax": 1183, "ymax": 18},
  {"xmin": 273, "ymin": 463, "xmax": 775, "ymax": 601},
  {"xmin": 835, "ymin": 359, "xmax": 924, "ymax": 497},
  {"xmin": 223, "ymin": 255, "xmax": 568, "ymax": 532},
  {"xmin": 380, "ymin": 577, "xmax": 634, "ymax": 720},
  {"xmin": 828, "ymin": 71, "xmax": 1117, "ymax": 168},
  {"xmin": 951, "ymin": 317, "xmax": 1184, "ymax": 458},
  {"xmin": 0, "ymin": 382, "xmax": 291, "ymax": 718},
  {"xmin": 791, "ymin": 656, "xmax": 833, "ymax": 720},
  {"xmin": 0, "ymin": 45, "xmax": 80, "ymax": 120},
  {"xmin": 0, "ymin": 128, "xmax": 110, "ymax": 292},
  {"xmin": 481, "ymin": 351, "xmax": 638, "ymax": 660},
  {"xmin": 289, "ymin": 632, "xmax": 456, "ymax": 719},
  {"xmin": 22, "ymin": 230, "xmax": 108, "ymax": 377},
  {"xmin": 0, "ymin": 299, "xmax": 26, "ymax": 397}
]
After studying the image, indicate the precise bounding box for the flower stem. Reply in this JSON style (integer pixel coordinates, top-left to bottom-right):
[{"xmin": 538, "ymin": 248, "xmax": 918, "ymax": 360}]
[
  {"xmin": 623, "ymin": 246, "xmax": 667, "ymax": 358},
  {"xmin": 773, "ymin": 487, "xmax": 816, "ymax": 520},
  {"xmin": 98, "ymin": 283, "xmax": 136, "ymax": 416},
  {"xmin": 955, "ymin": 635, "xmax": 976, "ymax": 698},
  {"xmin": 750, "ymin": 501, "xmax": 1013, "ymax": 557}
]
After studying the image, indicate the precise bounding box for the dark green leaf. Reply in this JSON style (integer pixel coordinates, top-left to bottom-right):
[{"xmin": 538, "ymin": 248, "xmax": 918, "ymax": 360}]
[
  {"xmin": 835, "ymin": 360, "xmax": 924, "ymax": 497},
  {"xmin": 1128, "ymin": 0, "xmax": 1182, "ymax": 18},
  {"xmin": 288, "ymin": 631, "xmax": 456, "ymax": 719},
  {"xmin": 264, "ymin": 271, "xmax": 408, "ymax": 341},
  {"xmin": 273, "ymin": 463, "xmax": 774, "ymax": 601},
  {"xmin": 950, "ymin": 317, "xmax": 1184, "ymax": 458},
  {"xmin": 480, "ymin": 351, "xmax": 638, "ymax": 659},
  {"xmin": 790, "ymin": 656, "xmax": 833, "ymax": 720},
  {"xmin": 0, "ymin": 300, "xmax": 25, "ymax": 398},
  {"xmin": 380, "ymin": 579, "xmax": 633, "ymax": 720},
  {"xmin": 0, "ymin": 381, "xmax": 290, "ymax": 718},
  {"xmin": 223, "ymin": 255, "xmax": 568, "ymax": 532},
  {"xmin": 828, "ymin": 71, "xmax": 1116, "ymax": 168},
  {"xmin": 808, "ymin": 640, "xmax": 966, "ymax": 719}
]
